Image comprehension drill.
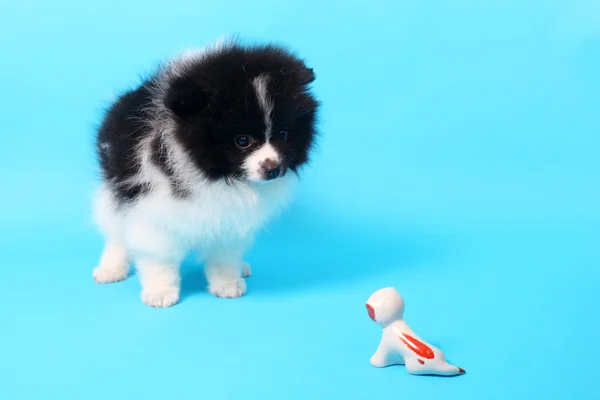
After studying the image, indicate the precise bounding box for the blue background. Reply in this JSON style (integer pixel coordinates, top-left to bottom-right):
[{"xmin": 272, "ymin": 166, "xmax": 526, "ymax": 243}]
[{"xmin": 1, "ymin": 0, "xmax": 599, "ymax": 399}]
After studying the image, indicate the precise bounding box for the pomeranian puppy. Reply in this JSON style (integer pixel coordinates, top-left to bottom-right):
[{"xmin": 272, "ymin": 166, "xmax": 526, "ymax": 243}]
[{"xmin": 92, "ymin": 39, "xmax": 319, "ymax": 307}]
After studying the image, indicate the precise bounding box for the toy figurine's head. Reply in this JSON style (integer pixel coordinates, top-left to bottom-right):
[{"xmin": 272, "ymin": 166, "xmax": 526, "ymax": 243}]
[{"xmin": 365, "ymin": 287, "xmax": 405, "ymax": 326}]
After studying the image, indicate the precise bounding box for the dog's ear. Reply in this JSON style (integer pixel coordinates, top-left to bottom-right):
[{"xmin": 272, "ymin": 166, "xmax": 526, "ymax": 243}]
[
  {"xmin": 298, "ymin": 67, "xmax": 315, "ymax": 85},
  {"xmin": 164, "ymin": 77, "xmax": 208, "ymax": 118},
  {"xmin": 280, "ymin": 65, "xmax": 315, "ymax": 87}
]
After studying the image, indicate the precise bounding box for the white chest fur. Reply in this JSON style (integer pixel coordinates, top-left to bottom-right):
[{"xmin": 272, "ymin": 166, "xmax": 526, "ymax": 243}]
[
  {"xmin": 133, "ymin": 173, "xmax": 294, "ymax": 242},
  {"xmin": 94, "ymin": 172, "xmax": 296, "ymax": 261}
]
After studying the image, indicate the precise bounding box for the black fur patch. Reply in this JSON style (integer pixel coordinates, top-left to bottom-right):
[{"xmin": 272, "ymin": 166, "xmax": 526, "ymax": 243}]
[{"xmin": 96, "ymin": 84, "xmax": 154, "ymax": 203}]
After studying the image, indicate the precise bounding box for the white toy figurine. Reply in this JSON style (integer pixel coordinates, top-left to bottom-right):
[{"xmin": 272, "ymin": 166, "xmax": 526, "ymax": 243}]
[{"xmin": 366, "ymin": 287, "xmax": 465, "ymax": 376}]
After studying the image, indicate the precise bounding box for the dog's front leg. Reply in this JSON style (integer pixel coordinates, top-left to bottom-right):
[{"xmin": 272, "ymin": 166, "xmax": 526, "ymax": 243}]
[{"xmin": 203, "ymin": 235, "xmax": 253, "ymax": 298}]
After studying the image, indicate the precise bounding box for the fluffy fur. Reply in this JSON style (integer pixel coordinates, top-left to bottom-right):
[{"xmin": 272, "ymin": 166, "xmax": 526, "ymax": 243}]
[{"xmin": 92, "ymin": 39, "xmax": 319, "ymax": 307}]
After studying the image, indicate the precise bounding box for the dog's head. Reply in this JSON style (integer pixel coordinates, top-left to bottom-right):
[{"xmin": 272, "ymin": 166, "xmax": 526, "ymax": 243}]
[{"xmin": 163, "ymin": 43, "xmax": 319, "ymax": 183}]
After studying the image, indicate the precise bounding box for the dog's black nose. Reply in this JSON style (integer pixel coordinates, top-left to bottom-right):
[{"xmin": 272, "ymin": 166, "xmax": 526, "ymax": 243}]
[{"xmin": 265, "ymin": 167, "xmax": 281, "ymax": 180}]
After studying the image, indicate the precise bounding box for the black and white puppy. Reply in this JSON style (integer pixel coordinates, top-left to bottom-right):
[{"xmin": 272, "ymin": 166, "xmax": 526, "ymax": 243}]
[{"xmin": 92, "ymin": 39, "xmax": 319, "ymax": 307}]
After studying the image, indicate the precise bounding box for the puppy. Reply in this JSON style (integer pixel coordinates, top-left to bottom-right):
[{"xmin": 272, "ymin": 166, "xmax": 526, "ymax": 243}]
[{"xmin": 92, "ymin": 39, "xmax": 319, "ymax": 307}]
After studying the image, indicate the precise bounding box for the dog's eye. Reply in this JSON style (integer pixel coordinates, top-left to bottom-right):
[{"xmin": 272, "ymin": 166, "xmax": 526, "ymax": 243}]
[
  {"xmin": 279, "ymin": 129, "xmax": 288, "ymax": 142},
  {"xmin": 235, "ymin": 135, "xmax": 252, "ymax": 148}
]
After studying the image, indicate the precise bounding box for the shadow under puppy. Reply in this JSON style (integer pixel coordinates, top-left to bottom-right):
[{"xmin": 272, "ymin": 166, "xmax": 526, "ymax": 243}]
[{"xmin": 92, "ymin": 39, "xmax": 319, "ymax": 307}]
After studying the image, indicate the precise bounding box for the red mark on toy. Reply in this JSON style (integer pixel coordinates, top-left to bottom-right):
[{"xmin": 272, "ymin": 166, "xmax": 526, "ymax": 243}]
[
  {"xmin": 458, "ymin": 368, "xmax": 465, "ymax": 374},
  {"xmin": 418, "ymin": 359, "xmax": 425, "ymax": 365},
  {"xmin": 399, "ymin": 333, "xmax": 435, "ymax": 359},
  {"xmin": 366, "ymin": 304, "xmax": 376, "ymax": 321}
]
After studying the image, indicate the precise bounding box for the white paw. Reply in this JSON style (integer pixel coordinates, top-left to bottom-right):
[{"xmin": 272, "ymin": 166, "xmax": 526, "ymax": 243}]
[
  {"xmin": 209, "ymin": 278, "xmax": 247, "ymax": 299},
  {"xmin": 93, "ymin": 266, "xmax": 128, "ymax": 284},
  {"xmin": 141, "ymin": 287, "xmax": 180, "ymax": 308},
  {"xmin": 241, "ymin": 262, "xmax": 251, "ymax": 278}
]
